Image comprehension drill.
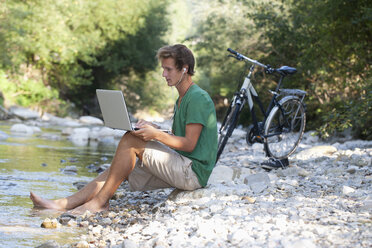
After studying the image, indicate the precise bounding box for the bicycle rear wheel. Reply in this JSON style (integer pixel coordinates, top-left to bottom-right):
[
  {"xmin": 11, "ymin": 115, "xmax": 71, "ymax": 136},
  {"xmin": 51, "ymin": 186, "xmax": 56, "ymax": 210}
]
[
  {"xmin": 216, "ymin": 100, "xmax": 242, "ymax": 162},
  {"xmin": 264, "ymin": 97, "xmax": 305, "ymax": 159}
]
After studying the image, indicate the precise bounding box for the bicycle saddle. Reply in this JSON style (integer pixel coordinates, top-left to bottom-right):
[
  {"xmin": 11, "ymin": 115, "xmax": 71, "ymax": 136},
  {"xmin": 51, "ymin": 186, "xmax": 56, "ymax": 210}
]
[{"xmin": 277, "ymin": 66, "xmax": 297, "ymax": 75}]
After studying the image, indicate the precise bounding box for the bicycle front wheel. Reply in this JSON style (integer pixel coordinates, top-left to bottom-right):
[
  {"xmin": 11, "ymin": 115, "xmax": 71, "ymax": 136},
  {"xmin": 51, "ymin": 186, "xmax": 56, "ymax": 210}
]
[
  {"xmin": 216, "ymin": 101, "xmax": 242, "ymax": 162},
  {"xmin": 264, "ymin": 97, "xmax": 306, "ymax": 159}
]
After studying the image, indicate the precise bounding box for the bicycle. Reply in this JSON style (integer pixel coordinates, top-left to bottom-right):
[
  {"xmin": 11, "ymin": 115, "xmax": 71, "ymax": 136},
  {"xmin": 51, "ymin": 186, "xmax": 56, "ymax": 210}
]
[{"xmin": 216, "ymin": 48, "xmax": 307, "ymax": 165}]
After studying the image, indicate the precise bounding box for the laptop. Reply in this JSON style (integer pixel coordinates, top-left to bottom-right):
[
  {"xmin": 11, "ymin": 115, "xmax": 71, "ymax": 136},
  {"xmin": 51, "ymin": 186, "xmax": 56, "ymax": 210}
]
[
  {"xmin": 96, "ymin": 89, "xmax": 170, "ymax": 132},
  {"xmin": 96, "ymin": 89, "xmax": 138, "ymax": 131}
]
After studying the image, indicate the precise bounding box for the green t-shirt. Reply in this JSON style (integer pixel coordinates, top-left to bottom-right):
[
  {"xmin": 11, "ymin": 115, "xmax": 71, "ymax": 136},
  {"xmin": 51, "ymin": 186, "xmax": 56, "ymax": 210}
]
[{"xmin": 172, "ymin": 84, "xmax": 217, "ymax": 187}]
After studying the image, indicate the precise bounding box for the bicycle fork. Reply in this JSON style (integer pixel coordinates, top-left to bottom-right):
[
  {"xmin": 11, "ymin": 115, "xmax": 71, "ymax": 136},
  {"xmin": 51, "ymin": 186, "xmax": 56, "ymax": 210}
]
[{"xmin": 241, "ymin": 67, "xmax": 267, "ymax": 143}]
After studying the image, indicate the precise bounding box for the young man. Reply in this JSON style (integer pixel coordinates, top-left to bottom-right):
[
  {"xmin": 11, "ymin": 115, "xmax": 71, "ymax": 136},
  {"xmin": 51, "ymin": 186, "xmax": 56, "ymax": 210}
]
[{"xmin": 30, "ymin": 44, "xmax": 218, "ymax": 214}]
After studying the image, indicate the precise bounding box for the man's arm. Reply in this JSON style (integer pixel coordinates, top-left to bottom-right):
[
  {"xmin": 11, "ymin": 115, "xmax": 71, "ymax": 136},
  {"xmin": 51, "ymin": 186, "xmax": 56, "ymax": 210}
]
[{"xmin": 132, "ymin": 123, "xmax": 203, "ymax": 153}]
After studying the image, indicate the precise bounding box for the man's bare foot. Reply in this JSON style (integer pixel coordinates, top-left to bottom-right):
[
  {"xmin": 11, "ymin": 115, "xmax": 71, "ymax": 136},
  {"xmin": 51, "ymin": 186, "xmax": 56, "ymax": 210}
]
[
  {"xmin": 69, "ymin": 199, "xmax": 109, "ymax": 215},
  {"xmin": 30, "ymin": 192, "xmax": 66, "ymax": 211}
]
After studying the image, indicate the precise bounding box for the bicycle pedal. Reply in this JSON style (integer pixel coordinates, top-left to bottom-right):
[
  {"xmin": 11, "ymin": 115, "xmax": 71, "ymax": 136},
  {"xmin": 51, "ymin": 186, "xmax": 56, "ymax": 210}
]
[{"xmin": 254, "ymin": 136, "xmax": 264, "ymax": 143}]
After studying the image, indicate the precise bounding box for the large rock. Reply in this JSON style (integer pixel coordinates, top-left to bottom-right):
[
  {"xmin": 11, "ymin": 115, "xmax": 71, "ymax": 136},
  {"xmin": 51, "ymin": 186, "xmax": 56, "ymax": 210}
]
[
  {"xmin": 69, "ymin": 127, "xmax": 90, "ymax": 146},
  {"xmin": 79, "ymin": 116, "xmax": 103, "ymax": 125},
  {"xmin": 42, "ymin": 113, "xmax": 81, "ymax": 127},
  {"xmin": 208, "ymin": 165, "xmax": 234, "ymax": 184},
  {"xmin": 10, "ymin": 123, "xmax": 38, "ymax": 135},
  {"xmin": 9, "ymin": 106, "xmax": 39, "ymax": 120},
  {"xmin": 0, "ymin": 105, "xmax": 10, "ymax": 120},
  {"xmin": 294, "ymin": 145, "xmax": 337, "ymax": 160},
  {"xmin": 209, "ymin": 165, "xmax": 252, "ymax": 185},
  {"xmin": 35, "ymin": 240, "xmax": 60, "ymax": 248},
  {"xmin": 89, "ymin": 126, "xmax": 126, "ymax": 141},
  {"xmin": 244, "ymin": 172, "xmax": 270, "ymax": 194}
]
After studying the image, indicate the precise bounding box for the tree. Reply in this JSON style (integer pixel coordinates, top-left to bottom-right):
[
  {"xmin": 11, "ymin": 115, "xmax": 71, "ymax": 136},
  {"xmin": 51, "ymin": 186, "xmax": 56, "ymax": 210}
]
[
  {"xmin": 251, "ymin": 0, "xmax": 372, "ymax": 138},
  {"xmin": 190, "ymin": 0, "xmax": 371, "ymax": 139},
  {"xmin": 0, "ymin": 0, "xmax": 169, "ymax": 113}
]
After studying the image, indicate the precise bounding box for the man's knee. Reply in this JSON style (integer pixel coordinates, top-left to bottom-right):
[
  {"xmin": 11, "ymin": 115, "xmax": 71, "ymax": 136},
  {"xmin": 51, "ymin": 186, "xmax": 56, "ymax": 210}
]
[
  {"xmin": 119, "ymin": 132, "xmax": 146, "ymax": 152},
  {"xmin": 120, "ymin": 132, "xmax": 137, "ymax": 143}
]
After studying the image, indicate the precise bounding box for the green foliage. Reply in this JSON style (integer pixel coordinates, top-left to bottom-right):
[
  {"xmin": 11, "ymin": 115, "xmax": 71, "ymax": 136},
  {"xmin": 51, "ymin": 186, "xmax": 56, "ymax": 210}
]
[
  {"xmin": 190, "ymin": 0, "xmax": 300, "ymax": 122},
  {"xmin": 190, "ymin": 0, "xmax": 259, "ymax": 97},
  {"xmin": 0, "ymin": 0, "xmax": 169, "ymax": 110},
  {"xmin": 317, "ymin": 77, "xmax": 372, "ymax": 139},
  {"xmin": 191, "ymin": 0, "xmax": 372, "ymax": 139},
  {"xmin": 120, "ymin": 70, "xmax": 176, "ymax": 115},
  {"xmin": 0, "ymin": 69, "xmax": 59, "ymax": 108},
  {"xmin": 250, "ymin": 0, "xmax": 372, "ymax": 138}
]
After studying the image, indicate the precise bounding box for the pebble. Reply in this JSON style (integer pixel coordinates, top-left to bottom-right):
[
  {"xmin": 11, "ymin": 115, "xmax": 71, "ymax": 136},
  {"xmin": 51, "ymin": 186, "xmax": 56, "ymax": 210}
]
[
  {"xmin": 41, "ymin": 218, "xmax": 60, "ymax": 229},
  {"xmin": 61, "ymin": 165, "xmax": 78, "ymax": 175},
  {"xmin": 19, "ymin": 110, "xmax": 369, "ymax": 248},
  {"xmin": 35, "ymin": 240, "xmax": 60, "ymax": 248},
  {"xmin": 75, "ymin": 241, "xmax": 89, "ymax": 248},
  {"xmin": 342, "ymin": 185, "xmax": 356, "ymax": 196}
]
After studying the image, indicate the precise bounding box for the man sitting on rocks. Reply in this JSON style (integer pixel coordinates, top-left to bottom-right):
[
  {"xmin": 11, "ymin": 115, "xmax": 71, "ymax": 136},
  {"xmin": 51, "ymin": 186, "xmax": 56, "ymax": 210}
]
[{"xmin": 30, "ymin": 44, "xmax": 218, "ymax": 214}]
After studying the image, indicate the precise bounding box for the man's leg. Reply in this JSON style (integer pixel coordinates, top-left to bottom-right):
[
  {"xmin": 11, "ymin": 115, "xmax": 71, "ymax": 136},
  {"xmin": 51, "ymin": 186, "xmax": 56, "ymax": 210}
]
[
  {"xmin": 30, "ymin": 132, "xmax": 146, "ymax": 212},
  {"xmin": 30, "ymin": 169, "xmax": 109, "ymax": 211},
  {"xmin": 71, "ymin": 132, "xmax": 146, "ymax": 213}
]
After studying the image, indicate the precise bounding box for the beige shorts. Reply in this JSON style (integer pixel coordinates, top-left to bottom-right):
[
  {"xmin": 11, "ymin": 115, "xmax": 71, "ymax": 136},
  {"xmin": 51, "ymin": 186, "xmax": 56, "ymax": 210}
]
[{"xmin": 127, "ymin": 141, "xmax": 201, "ymax": 191}]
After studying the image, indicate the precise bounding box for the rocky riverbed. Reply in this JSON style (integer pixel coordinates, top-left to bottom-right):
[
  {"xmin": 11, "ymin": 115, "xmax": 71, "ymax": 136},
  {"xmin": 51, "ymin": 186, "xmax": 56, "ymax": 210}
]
[
  {"xmin": 2, "ymin": 107, "xmax": 371, "ymax": 248},
  {"xmin": 48, "ymin": 132, "xmax": 371, "ymax": 248}
]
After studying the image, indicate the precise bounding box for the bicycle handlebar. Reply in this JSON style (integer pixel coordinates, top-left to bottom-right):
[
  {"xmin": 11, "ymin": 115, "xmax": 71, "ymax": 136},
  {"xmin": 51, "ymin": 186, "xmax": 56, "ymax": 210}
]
[{"xmin": 227, "ymin": 48, "xmax": 269, "ymax": 70}]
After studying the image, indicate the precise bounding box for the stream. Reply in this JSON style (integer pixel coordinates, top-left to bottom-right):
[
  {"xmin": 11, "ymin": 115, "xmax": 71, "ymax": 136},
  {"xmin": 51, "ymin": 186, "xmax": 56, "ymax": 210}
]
[{"xmin": 0, "ymin": 121, "xmax": 116, "ymax": 247}]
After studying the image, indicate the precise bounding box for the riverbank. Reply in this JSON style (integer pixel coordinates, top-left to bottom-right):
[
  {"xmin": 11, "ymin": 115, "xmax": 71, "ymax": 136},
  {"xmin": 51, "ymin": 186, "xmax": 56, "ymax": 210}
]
[
  {"xmin": 65, "ymin": 135, "xmax": 371, "ymax": 248},
  {"xmin": 45, "ymin": 133, "xmax": 372, "ymax": 248},
  {"xmin": 44, "ymin": 133, "xmax": 371, "ymax": 247},
  {"xmin": 2, "ymin": 108, "xmax": 371, "ymax": 248}
]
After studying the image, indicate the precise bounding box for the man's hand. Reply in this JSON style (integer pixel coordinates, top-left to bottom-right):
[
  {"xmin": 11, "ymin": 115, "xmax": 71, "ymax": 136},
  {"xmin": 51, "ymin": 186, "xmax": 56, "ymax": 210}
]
[
  {"xmin": 133, "ymin": 120, "xmax": 203, "ymax": 153},
  {"xmin": 132, "ymin": 124, "xmax": 159, "ymax": 141},
  {"xmin": 135, "ymin": 119, "xmax": 160, "ymax": 129}
]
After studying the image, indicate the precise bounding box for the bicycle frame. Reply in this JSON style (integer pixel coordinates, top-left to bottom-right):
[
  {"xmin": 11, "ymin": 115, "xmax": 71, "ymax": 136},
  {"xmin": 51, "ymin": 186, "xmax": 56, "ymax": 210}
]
[{"xmin": 233, "ymin": 64, "xmax": 287, "ymax": 139}]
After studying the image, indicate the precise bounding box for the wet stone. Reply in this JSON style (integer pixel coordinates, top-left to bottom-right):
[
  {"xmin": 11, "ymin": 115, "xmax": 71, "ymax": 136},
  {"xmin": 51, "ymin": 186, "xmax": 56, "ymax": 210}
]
[
  {"xmin": 41, "ymin": 218, "xmax": 60, "ymax": 229},
  {"xmin": 73, "ymin": 181, "xmax": 88, "ymax": 190},
  {"xmin": 35, "ymin": 240, "xmax": 60, "ymax": 248}
]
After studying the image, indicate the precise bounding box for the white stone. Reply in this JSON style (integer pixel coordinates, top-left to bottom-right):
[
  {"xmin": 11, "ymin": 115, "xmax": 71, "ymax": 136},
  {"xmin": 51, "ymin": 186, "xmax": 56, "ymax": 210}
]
[
  {"xmin": 79, "ymin": 116, "xmax": 104, "ymax": 125},
  {"xmin": 69, "ymin": 127, "xmax": 90, "ymax": 145},
  {"xmin": 228, "ymin": 229, "xmax": 255, "ymax": 245},
  {"xmin": 342, "ymin": 185, "xmax": 355, "ymax": 196},
  {"xmin": 361, "ymin": 195, "xmax": 372, "ymax": 210},
  {"xmin": 295, "ymin": 145, "xmax": 338, "ymax": 160},
  {"xmin": 91, "ymin": 225, "xmax": 102, "ymax": 235},
  {"xmin": 42, "ymin": 113, "xmax": 81, "ymax": 127},
  {"xmin": 196, "ymin": 221, "xmax": 217, "ymax": 240},
  {"xmin": 9, "ymin": 106, "xmax": 39, "ymax": 120},
  {"xmin": 208, "ymin": 165, "xmax": 234, "ymax": 184},
  {"xmin": 10, "ymin": 123, "xmax": 34, "ymax": 135},
  {"xmin": 244, "ymin": 173, "xmax": 270, "ymax": 194},
  {"xmin": 281, "ymin": 238, "xmax": 316, "ymax": 248},
  {"xmin": 76, "ymin": 240, "xmax": 89, "ymax": 248}
]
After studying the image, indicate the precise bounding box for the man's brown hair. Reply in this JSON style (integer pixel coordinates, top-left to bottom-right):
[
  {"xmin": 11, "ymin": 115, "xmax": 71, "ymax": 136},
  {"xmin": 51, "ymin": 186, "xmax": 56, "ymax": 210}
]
[{"xmin": 157, "ymin": 44, "xmax": 195, "ymax": 76}]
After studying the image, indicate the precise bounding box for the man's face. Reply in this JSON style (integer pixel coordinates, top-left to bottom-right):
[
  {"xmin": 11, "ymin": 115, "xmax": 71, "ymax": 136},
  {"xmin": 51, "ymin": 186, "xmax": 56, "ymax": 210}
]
[{"xmin": 161, "ymin": 57, "xmax": 183, "ymax": 87}]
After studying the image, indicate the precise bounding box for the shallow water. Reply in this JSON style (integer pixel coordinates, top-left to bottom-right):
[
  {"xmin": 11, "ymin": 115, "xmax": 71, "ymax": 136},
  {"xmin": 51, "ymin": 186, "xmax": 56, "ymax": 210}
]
[{"xmin": 0, "ymin": 122, "xmax": 116, "ymax": 247}]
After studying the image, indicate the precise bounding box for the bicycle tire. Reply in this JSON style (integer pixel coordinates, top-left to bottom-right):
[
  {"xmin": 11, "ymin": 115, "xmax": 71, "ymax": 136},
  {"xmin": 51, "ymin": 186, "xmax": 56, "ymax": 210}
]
[
  {"xmin": 216, "ymin": 101, "xmax": 242, "ymax": 162},
  {"xmin": 264, "ymin": 96, "xmax": 306, "ymax": 159}
]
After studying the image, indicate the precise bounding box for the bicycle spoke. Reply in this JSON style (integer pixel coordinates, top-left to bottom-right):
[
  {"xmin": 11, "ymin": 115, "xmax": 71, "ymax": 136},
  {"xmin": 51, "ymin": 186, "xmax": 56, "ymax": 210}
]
[{"xmin": 264, "ymin": 98, "xmax": 306, "ymax": 159}]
